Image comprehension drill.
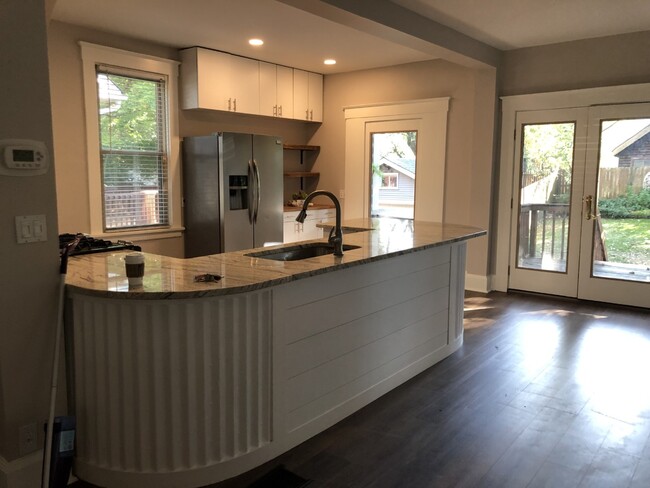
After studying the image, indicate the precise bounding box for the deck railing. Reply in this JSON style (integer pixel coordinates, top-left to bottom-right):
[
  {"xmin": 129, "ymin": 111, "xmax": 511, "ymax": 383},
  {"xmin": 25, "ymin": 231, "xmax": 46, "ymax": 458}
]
[
  {"xmin": 519, "ymin": 203, "xmax": 570, "ymax": 261},
  {"xmin": 104, "ymin": 186, "xmax": 164, "ymax": 229}
]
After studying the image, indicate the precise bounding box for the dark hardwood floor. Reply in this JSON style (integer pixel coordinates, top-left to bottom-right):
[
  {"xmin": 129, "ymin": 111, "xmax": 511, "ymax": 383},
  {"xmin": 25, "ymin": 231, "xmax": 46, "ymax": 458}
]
[{"xmin": 73, "ymin": 291, "xmax": 650, "ymax": 488}]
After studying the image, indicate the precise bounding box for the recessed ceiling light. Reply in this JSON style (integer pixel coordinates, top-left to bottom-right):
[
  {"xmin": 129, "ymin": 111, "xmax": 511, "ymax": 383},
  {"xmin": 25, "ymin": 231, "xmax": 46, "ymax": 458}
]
[
  {"xmin": 249, "ymin": 39, "xmax": 264, "ymax": 46},
  {"xmin": 324, "ymin": 59, "xmax": 337, "ymax": 65}
]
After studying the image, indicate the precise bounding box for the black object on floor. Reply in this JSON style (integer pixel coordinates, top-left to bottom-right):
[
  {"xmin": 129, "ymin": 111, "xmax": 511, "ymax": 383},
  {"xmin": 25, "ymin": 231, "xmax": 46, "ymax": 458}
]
[{"xmin": 247, "ymin": 465, "xmax": 311, "ymax": 487}]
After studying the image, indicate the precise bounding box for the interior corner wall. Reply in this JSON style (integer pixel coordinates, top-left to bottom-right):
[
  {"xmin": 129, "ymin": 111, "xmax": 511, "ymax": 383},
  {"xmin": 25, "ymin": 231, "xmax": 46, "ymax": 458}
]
[
  {"xmin": 0, "ymin": 0, "xmax": 61, "ymax": 466},
  {"xmin": 500, "ymin": 30, "xmax": 650, "ymax": 97},
  {"xmin": 311, "ymin": 59, "xmax": 496, "ymax": 279}
]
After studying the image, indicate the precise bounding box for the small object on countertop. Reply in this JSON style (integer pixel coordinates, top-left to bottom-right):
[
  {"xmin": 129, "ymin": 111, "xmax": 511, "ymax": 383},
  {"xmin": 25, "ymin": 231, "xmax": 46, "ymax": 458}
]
[
  {"xmin": 194, "ymin": 273, "xmax": 222, "ymax": 283},
  {"xmin": 124, "ymin": 253, "xmax": 145, "ymax": 286}
]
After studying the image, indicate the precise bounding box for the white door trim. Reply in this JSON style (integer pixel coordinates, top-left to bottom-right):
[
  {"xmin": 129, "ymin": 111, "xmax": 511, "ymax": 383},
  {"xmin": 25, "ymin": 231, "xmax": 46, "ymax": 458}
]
[
  {"xmin": 343, "ymin": 98, "xmax": 449, "ymax": 222},
  {"xmin": 494, "ymin": 83, "xmax": 650, "ymax": 292}
]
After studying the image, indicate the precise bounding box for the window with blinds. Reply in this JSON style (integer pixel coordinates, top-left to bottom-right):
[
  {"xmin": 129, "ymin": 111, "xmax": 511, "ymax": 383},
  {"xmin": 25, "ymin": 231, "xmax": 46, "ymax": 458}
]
[{"xmin": 96, "ymin": 66, "xmax": 169, "ymax": 230}]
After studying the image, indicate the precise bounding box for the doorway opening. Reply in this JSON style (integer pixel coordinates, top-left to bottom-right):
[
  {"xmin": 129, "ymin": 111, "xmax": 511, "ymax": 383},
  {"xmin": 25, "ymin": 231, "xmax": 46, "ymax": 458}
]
[{"xmin": 369, "ymin": 130, "xmax": 417, "ymax": 219}]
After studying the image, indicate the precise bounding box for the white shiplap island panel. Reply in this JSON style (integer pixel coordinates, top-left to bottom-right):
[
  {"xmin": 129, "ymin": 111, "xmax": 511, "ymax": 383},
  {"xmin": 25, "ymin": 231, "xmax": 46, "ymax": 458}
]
[{"xmin": 65, "ymin": 219, "xmax": 484, "ymax": 487}]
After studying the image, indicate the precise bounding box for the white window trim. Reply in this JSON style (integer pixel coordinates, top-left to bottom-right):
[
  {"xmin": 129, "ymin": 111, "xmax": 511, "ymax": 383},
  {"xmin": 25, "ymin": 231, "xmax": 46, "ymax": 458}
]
[
  {"xmin": 344, "ymin": 98, "xmax": 449, "ymax": 222},
  {"xmin": 80, "ymin": 42, "xmax": 182, "ymax": 238}
]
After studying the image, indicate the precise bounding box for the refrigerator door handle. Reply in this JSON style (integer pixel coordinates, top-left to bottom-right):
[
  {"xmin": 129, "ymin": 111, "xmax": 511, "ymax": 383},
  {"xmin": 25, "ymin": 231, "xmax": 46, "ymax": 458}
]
[
  {"xmin": 253, "ymin": 159, "xmax": 261, "ymax": 223},
  {"xmin": 247, "ymin": 160, "xmax": 255, "ymax": 225}
]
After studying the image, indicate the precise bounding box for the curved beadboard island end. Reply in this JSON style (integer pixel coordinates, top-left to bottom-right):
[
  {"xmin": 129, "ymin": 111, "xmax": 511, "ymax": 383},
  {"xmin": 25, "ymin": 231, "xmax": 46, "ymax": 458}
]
[{"xmin": 65, "ymin": 218, "xmax": 485, "ymax": 488}]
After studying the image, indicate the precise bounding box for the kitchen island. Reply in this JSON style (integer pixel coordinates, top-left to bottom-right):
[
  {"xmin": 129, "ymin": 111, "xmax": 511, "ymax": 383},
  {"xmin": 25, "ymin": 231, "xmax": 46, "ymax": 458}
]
[{"xmin": 65, "ymin": 218, "xmax": 485, "ymax": 488}]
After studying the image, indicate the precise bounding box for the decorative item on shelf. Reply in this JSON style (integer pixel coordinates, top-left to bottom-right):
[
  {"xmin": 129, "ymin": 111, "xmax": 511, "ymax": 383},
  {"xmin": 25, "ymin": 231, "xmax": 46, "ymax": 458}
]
[{"xmin": 290, "ymin": 190, "xmax": 308, "ymax": 207}]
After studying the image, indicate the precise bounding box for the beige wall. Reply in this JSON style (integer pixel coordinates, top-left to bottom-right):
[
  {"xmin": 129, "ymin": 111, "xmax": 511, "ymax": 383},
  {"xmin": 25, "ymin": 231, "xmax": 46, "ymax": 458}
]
[
  {"xmin": 501, "ymin": 30, "xmax": 650, "ymax": 96},
  {"xmin": 0, "ymin": 0, "xmax": 60, "ymax": 463},
  {"xmin": 310, "ymin": 60, "xmax": 496, "ymax": 277}
]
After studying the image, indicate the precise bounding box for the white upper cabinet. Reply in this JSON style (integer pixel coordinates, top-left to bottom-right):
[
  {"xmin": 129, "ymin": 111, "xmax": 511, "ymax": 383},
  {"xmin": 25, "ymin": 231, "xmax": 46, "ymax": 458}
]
[
  {"xmin": 308, "ymin": 71, "xmax": 323, "ymax": 122},
  {"xmin": 294, "ymin": 69, "xmax": 323, "ymax": 122},
  {"xmin": 180, "ymin": 48, "xmax": 229, "ymax": 111},
  {"xmin": 181, "ymin": 47, "xmax": 321, "ymax": 122},
  {"xmin": 259, "ymin": 62, "xmax": 294, "ymax": 119},
  {"xmin": 230, "ymin": 55, "xmax": 260, "ymax": 115},
  {"xmin": 180, "ymin": 47, "xmax": 259, "ymax": 115},
  {"xmin": 276, "ymin": 65, "xmax": 294, "ymax": 119}
]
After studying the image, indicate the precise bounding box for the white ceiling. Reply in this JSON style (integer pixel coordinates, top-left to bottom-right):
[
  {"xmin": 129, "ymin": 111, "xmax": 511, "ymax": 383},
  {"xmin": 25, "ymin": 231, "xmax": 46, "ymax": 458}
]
[
  {"xmin": 51, "ymin": 0, "xmax": 650, "ymax": 73},
  {"xmin": 390, "ymin": 0, "xmax": 650, "ymax": 50}
]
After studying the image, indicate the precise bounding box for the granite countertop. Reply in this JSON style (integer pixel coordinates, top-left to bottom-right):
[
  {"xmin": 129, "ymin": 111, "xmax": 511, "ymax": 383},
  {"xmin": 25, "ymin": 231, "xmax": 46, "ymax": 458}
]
[{"xmin": 65, "ymin": 218, "xmax": 486, "ymax": 299}]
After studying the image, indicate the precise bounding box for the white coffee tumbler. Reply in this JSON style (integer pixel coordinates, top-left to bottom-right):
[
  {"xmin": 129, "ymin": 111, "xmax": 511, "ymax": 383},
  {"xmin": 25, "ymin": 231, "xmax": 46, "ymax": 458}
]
[{"xmin": 124, "ymin": 252, "xmax": 145, "ymax": 287}]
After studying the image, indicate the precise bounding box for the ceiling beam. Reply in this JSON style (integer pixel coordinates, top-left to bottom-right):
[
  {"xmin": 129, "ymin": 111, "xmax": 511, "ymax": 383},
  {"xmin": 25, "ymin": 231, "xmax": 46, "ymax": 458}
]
[{"xmin": 277, "ymin": 0, "xmax": 501, "ymax": 69}]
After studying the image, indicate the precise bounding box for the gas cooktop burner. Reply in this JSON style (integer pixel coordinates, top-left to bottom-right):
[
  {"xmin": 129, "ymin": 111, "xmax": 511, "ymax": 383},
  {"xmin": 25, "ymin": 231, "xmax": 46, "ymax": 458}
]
[{"xmin": 59, "ymin": 233, "xmax": 141, "ymax": 256}]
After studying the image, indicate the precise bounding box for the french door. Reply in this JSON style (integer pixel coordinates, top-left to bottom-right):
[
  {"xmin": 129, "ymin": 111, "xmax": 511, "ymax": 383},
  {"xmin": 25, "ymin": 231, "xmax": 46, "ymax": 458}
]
[{"xmin": 509, "ymin": 104, "xmax": 650, "ymax": 308}]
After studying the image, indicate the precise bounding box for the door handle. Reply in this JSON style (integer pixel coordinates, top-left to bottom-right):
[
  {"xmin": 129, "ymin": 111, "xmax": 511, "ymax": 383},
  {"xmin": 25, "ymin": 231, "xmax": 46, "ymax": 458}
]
[
  {"xmin": 583, "ymin": 195, "xmax": 599, "ymax": 220},
  {"xmin": 253, "ymin": 159, "xmax": 261, "ymax": 223},
  {"xmin": 247, "ymin": 160, "xmax": 254, "ymax": 224}
]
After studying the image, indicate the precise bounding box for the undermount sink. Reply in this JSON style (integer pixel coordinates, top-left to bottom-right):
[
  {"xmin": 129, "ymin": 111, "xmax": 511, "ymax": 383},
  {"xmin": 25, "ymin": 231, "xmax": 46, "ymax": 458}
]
[{"xmin": 246, "ymin": 243, "xmax": 361, "ymax": 261}]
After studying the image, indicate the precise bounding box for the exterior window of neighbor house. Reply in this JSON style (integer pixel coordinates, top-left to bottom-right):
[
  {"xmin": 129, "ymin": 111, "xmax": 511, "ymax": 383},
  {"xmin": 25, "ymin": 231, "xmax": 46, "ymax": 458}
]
[
  {"xmin": 380, "ymin": 172, "xmax": 399, "ymax": 188},
  {"xmin": 97, "ymin": 68, "xmax": 169, "ymax": 230}
]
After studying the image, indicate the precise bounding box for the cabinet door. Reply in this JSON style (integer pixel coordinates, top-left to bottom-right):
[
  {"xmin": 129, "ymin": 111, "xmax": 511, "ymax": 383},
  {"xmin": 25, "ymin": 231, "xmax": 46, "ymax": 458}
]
[
  {"xmin": 308, "ymin": 72, "xmax": 323, "ymax": 122},
  {"xmin": 293, "ymin": 69, "xmax": 309, "ymax": 121},
  {"xmin": 231, "ymin": 56, "xmax": 260, "ymax": 115},
  {"xmin": 276, "ymin": 66, "xmax": 294, "ymax": 119},
  {"xmin": 284, "ymin": 221, "xmax": 305, "ymax": 243},
  {"xmin": 196, "ymin": 48, "xmax": 232, "ymax": 111},
  {"xmin": 259, "ymin": 62, "xmax": 277, "ymax": 117}
]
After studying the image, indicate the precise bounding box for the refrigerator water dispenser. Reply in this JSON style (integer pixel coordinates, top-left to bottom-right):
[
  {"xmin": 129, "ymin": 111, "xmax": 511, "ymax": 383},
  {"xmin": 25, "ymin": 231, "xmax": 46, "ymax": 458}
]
[{"xmin": 229, "ymin": 175, "xmax": 248, "ymax": 210}]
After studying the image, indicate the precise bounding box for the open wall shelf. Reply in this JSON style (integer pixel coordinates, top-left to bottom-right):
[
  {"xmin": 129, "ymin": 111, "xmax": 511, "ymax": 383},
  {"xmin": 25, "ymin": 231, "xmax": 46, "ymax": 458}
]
[{"xmin": 283, "ymin": 144, "xmax": 320, "ymax": 193}]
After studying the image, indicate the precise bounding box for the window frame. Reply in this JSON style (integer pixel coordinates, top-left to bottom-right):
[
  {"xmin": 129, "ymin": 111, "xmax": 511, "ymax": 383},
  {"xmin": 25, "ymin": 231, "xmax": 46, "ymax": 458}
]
[
  {"xmin": 380, "ymin": 172, "xmax": 399, "ymax": 189},
  {"xmin": 81, "ymin": 42, "xmax": 182, "ymax": 239}
]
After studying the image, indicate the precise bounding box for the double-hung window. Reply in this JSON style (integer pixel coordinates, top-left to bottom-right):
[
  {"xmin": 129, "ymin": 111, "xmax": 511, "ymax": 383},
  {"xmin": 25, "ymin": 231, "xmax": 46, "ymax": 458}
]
[
  {"xmin": 97, "ymin": 67, "xmax": 168, "ymax": 229},
  {"xmin": 81, "ymin": 42, "xmax": 180, "ymax": 237}
]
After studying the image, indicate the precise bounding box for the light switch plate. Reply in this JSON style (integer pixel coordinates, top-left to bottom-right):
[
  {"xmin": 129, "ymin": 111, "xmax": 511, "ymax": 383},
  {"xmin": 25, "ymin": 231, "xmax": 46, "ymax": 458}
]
[{"xmin": 15, "ymin": 214, "xmax": 47, "ymax": 243}]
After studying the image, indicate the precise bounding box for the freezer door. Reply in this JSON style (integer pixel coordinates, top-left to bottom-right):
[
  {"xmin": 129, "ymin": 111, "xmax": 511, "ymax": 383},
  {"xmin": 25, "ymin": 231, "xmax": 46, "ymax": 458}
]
[
  {"xmin": 252, "ymin": 135, "xmax": 284, "ymax": 248},
  {"xmin": 182, "ymin": 135, "xmax": 222, "ymax": 258},
  {"xmin": 222, "ymin": 132, "xmax": 255, "ymax": 252}
]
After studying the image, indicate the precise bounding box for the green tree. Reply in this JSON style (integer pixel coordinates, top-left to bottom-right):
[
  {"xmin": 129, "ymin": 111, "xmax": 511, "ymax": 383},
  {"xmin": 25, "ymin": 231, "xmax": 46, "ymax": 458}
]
[
  {"xmin": 522, "ymin": 123, "xmax": 574, "ymax": 181},
  {"xmin": 99, "ymin": 73, "xmax": 164, "ymax": 187}
]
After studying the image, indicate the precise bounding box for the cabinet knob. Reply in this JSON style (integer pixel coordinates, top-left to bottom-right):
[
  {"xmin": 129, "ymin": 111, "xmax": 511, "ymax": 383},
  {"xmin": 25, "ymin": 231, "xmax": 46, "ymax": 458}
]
[
  {"xmin": 233, "ymin": 98, "xmax": 237, "ymax": 112},
  {"xmin": 305, "ymin": 109, "xmax": 309, "ymax": 119},
  {"xmin": 278, "ymin": 105, "xmax": 283, "ymax": 117},
  {"xmin": 228, "ymin": 98, "xmax": 232, "ymax": 111},
  {"xmin": 310, "ymin": 109, "xmax": 313, "ymax": 120},
  {"xmin": 273, "ymin": 105, "xmax": 277, "ymax": 116}
]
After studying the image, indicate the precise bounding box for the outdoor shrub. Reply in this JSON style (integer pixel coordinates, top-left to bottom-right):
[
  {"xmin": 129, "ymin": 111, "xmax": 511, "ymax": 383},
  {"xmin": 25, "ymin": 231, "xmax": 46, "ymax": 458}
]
[{"xmin": 599, "ymin": 188, "xmax": 650, "ymax": 218}]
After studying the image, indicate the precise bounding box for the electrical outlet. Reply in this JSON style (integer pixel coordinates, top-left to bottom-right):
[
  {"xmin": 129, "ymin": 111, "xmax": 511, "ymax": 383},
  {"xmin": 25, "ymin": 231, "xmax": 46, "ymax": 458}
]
[
  {"xmin": 19, "ymin": 423, "xmax": 38, "ymax": 455},
  {"xmin": 339, "ymin": 189, "xmax": 345, "ymax": 199}
]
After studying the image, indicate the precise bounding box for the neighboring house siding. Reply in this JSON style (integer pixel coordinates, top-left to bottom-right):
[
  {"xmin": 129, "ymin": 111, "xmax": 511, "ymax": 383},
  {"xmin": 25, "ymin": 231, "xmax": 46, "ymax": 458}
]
[{"xmin": 615, "ymin": 133, "xmax": 650, "ymax": 168}]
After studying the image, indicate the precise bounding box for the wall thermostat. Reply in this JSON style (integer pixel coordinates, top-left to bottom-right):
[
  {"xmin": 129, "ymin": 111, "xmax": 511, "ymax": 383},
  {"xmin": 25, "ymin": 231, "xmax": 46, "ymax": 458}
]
[{"xmin": 0, "ymin": 139, "xmax": 49, "ymax": 176}]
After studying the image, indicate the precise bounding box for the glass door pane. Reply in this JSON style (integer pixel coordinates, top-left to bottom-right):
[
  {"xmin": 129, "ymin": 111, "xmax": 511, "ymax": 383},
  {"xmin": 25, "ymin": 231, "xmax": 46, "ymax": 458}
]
[
  {"xmin": 578, "ymin": 102, "xmax": 650, "ymax": 308},
  {"xmin": 592, "ymin": 118, "xmax": 650, "ymax": 283},
  {"xmin": 516, "ymin": 122, "xmax": 575, "ymax": 272},
  {"xmin": 369, "ymin": 131, "xmax": 417, "ymax": 219}
]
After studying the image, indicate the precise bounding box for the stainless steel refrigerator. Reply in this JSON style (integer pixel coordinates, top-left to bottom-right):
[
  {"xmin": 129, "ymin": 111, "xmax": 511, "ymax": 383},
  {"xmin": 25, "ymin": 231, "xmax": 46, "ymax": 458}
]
[{"xmin": 182, "ymin": 132, "xmax": 284, "ymax": 257}]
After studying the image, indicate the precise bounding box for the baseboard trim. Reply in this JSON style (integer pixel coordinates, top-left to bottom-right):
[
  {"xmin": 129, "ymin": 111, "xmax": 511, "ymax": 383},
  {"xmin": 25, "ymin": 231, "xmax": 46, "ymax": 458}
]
[
  {"xmin": 465, "ymin": 273, "xmax": 490, "ymax": 293},
  {"xmin": 0, "ymin": 451, "xmax": 42, "ymax": 488}
]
